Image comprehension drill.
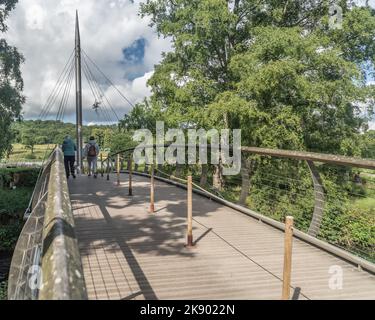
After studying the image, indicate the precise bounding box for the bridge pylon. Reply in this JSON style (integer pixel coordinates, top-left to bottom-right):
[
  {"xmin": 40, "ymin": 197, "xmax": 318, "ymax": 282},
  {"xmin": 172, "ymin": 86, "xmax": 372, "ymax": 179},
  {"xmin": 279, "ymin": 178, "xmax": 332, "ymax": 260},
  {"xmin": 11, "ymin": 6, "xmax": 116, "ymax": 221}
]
[{"xmin": 75, "ymin": 10, "xmax": 83, "ymax": 173}]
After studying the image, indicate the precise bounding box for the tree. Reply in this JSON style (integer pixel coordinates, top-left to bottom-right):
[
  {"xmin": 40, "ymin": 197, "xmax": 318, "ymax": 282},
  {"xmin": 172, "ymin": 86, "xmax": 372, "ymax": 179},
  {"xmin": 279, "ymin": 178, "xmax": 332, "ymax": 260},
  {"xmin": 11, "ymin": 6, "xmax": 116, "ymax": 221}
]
[
  {"xmin": 109, "ymin": 132, "xmax": 137, "ymax": 154},
  {"xmin": 21, "ymin": 129, "xmax": 37, "ymax": 154},
  {"xmin": 0, "ymin": 1, "xmax": 24, "ymax": 158},
  {"xmin": 137, "ymin": 0, "xmax": 375, "ymax": 225},
  {"xmin": 91, "ymin": 128, "xmax": 106, "ymax": 148},
  {"xmin": 119, "ymin": 100, "xmax": 162, "ymax": 133},
  {"xmin": 140, "ymin": 1, "xmax": 375, "ymax": 159},
  {"xmin": 141, "ymin": 1, "xmax": 375, "ymax": 148},
  {"xmin": 360, "ymin": 130, "xmax": 375, "ymax": 159}
]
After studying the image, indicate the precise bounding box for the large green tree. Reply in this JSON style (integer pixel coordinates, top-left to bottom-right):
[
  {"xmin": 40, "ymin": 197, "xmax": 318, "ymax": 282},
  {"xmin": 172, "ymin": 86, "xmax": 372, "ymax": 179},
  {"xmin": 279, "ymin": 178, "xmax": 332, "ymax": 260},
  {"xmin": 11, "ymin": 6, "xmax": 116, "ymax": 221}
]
[
  {"xmin": 0, "ymin": 0, "xmax": 24, "ymax": 158},
  {"xmin": 140, "ymin": 0, "xmax": 375, "ymax": 149},
  {"xmin": 139, "ymin": 0, "xmax": 375, "ymax": 196}
]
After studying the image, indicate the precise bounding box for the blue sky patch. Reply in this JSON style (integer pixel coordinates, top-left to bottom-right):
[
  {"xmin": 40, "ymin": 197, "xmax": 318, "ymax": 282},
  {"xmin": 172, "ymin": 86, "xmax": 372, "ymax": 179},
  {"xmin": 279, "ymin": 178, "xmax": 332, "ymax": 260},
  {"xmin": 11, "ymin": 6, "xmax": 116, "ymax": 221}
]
[
  {"xmin": 122, "ymin": 38, "xmax": 146, "ymax": 65},
  {"xmin": 120, "ymin": 37, "xmax": 147, "ymax": 80}
]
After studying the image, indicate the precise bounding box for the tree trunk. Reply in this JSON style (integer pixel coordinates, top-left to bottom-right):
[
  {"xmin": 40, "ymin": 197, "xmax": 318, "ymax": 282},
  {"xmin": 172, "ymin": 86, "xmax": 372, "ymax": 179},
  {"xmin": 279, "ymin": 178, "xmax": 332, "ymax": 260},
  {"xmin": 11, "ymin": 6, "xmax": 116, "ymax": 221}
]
[
  {"xmin": 200, "ymin": 164, "xmax": 208, "ymax": 186},
  {"xmin": 213, "ymin": 160, "xmax": 224, "ymax": 191},
  {"xmin": 175, "ymin": 163, "xmax": 183, "ymax": 177},
  {"xmin": 157, "ymin": 163, "xmax": 163, "ymax": 175},
  {"xmin": 238, "ymin": 157, "xmax": 253, "ymax": 206},
  {"xmin": 306, "ymin": 160, "xmax": 325, "ymax": 237},
  {"xmin": 134, "ymin": 163, "xmax": 139, "ymax": 172}
]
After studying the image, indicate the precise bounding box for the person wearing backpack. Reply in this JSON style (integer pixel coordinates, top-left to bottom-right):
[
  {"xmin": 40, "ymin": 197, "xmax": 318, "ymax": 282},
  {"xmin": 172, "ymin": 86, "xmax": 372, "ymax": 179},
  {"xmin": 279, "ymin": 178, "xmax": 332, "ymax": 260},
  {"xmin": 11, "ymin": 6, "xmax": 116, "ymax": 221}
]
[{"xmin": 84, "ymin": 136, "xmax": 100, "ymax": 178}]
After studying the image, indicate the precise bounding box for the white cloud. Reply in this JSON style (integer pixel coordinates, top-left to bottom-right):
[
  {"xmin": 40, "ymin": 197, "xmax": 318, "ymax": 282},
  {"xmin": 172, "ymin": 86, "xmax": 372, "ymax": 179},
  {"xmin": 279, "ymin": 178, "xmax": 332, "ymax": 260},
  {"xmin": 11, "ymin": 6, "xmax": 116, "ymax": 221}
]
[
  {"xmin": 5, "ymin": 0, "xmax": 171, "ymax": 124},
  {"xmin": 26, "ymin": 4, "xmax": 46, "ymax": 30}
]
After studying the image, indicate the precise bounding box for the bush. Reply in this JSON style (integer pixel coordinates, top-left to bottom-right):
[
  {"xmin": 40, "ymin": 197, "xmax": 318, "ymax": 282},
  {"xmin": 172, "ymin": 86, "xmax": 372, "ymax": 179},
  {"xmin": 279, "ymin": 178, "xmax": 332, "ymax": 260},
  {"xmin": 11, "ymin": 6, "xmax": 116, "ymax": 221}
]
[
  {"xmin": 0, "ymin": 281, "xmax": 7, "ymax": 300},
  {"xmin": 0, "ymin": 221, "xmax": 24, "ymax": 251},
  {"xmin": 0, "ymin": 188, "xmax": 33, "ymax": 223},
  {"xmin": 0, "ymin": 167, "xmax": 40, "ymax": 188}
]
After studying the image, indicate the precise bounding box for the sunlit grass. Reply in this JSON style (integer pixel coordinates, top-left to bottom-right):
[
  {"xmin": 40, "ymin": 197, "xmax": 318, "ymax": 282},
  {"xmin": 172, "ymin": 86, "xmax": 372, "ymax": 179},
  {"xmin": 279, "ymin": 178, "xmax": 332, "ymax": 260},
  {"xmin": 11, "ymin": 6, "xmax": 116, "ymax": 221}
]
[
  {"xmin": 5, "ymin": 144, "xmax": 56, "ymax": 162},
  {"xmin": 2, "ymin": 144, "xmax": 110, "ymax": 163}
]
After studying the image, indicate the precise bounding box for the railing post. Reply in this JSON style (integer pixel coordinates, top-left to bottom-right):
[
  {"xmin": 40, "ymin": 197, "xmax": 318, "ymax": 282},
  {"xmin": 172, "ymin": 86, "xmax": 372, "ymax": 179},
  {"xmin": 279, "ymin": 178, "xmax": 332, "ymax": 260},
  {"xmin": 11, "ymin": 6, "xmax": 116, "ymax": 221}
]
[
  {"xmin": 282, "ymin": 216, "xmax": 294, "ymax": 300},
  {"xmin": 117, "ymin": 154, "xmax": 120, "ymax": 186},
  {"xmin": 186, "ymin": 175, "xmax": 193, "ymax": 247},
  {"xmin": 149, "ymin": 163, "xmax": 155, "ymax": 213},
  {"xmin": 100, "ymin": 153, "xmax": 103, "ymax": 178},
  {"xmin": 128, "ymin": 156, "xmax": 133, "ymax": 196},
  {"xmin": 106, "ymin": 158, "xmax": 110, "ymax": 181}
]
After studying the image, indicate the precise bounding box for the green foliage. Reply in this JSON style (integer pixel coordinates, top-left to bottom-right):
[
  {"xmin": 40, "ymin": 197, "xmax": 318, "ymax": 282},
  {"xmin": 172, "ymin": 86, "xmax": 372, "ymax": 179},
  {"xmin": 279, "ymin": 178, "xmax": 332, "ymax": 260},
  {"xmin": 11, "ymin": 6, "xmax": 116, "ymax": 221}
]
[
  {"xmin": 0, "ymin": 166, "xmax": 37, "ymax": 253},
  {"xmin": 0, "ymin": 167, "xmax": 40, "ymax": 188},
  {"xmin": 0, "ymin": 0, "xmax": 24, "ymax": 159},
  {"xmin": 0, "ymin": 221, "xmax": 23, "ymax": 251},
  {"xmin": 0, "ymin": 281, "xmax": 7, "ymax": 300},
  {"xmin": 136, "ymin": 0, "xmax": 375, "ymax": 261},
  {"xmin": 21, "ymin": 128, "xmax": 38, "ymax": 154},
  {"xmin": 0, "ymin": 1, "xmax": 18, "ymax": 32},
  {"xmin": 248, "ymin": 158, "xmax": 315, "ymax": 231},
  {"xmin": 4, "ymin": 143, "xmax": 54, "ymax": 162},
  {"xmin": 319, "ymin": 203, "xmax": 375, "ymax": 262},
  {"xmin": 109, "ymin": 131, "xmax": 137, "ymax": 154},
  {"xmin": 119, "ymin": 100, "xmax": 161, "ymax": 132},
  {"xmin": 360, "ymin": 130, "xmax": 375, "ymax": 159},
  {"xmin": 24, "ymin": 153, "xmax": 36, "ymax": 160},
  {"xmin": 0, "ymin": 187, "xmax": 33, "ymax": 222},
  {"xmin": 11, "ymin": 120, "xmax": 118, "ymax": 148}
]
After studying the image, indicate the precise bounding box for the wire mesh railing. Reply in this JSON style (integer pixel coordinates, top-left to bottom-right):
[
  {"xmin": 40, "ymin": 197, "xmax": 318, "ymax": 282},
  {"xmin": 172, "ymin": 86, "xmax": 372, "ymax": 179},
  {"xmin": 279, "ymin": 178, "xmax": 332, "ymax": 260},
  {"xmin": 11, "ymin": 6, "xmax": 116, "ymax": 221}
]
[
  {"xmin": 104, "ymin": 145, "xmax": 375, "ymax": 269},
  {"xmin": 7, "ymin": 147, "xmax": 87, "ymax": 300}
]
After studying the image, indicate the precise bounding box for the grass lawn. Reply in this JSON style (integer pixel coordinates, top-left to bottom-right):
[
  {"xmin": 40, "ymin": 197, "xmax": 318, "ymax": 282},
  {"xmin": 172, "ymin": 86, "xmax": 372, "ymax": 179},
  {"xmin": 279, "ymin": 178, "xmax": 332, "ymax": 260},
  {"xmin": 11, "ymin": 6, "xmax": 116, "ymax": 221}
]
[
  {"xmin": 351, "ymin": 176, "xmax": 375, "ymax": 211},
  {"xmin": 3, "ymin": 144, "xmax": 110, "ymax": 163},
  {"xmin": 4, "ymin": 144, "xmax": 56, "ymax": 162},
  {"xmin": 352, "ymin": 197, "xmax": 375, "ymax": 211}
]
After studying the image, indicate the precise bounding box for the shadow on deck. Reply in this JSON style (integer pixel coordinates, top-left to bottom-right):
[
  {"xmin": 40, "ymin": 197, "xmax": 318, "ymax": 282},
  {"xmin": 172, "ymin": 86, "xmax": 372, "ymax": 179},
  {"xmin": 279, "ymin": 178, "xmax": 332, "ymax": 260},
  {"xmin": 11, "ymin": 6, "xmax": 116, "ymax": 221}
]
[{"xmin": 68, "ymin": 174, "xmax": 375, "ymax": 300}]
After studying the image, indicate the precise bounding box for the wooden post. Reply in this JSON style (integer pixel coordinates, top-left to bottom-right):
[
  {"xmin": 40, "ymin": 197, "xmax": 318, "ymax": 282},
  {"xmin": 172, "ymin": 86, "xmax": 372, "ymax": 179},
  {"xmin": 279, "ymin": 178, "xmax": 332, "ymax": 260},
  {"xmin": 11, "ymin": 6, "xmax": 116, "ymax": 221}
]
[
  {"xmin": 106, "ymin": 158, "xmax": 110, "ymax": 180},
  {"xmin": 117, "ymin": 154, "xmax": 120, "ymax": 186},
  {"xmin": 100, "ymin": 153, "xmax": 103, "ymax": 177},
  {"xmin": 128, "ymin": 157, "xmax": 133, "ymax": 196},
  {"xmin": 149, "ymin": 164, "xmax": 155, "ymax": 213},
  {"xmin": 282, "ymin": 216, "xmax": 294, "ymax": 300},
  {"xmin": 186, "ymin": 175, "xmax": 193, "ymax": 247}
]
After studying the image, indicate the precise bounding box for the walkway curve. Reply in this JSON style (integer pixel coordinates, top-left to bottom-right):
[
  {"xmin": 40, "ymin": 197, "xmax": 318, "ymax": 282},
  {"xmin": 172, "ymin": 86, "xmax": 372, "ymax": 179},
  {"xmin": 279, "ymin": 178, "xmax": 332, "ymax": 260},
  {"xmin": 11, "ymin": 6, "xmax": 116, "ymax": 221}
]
[{"xmin": 69, "ymin": 174, "xmax": 375, "ymax": 300}]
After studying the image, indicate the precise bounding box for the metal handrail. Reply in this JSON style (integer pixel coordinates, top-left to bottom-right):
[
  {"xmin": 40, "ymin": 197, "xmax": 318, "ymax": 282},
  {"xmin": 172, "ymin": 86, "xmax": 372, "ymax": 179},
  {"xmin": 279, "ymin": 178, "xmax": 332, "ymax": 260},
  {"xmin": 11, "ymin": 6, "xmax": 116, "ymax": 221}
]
[
  {"xmin": 104, "ymin": 144, "xmax": 375, "ymax": 170},
  {"xmin": 104, "ymin": 144, "xmax": 375, "ymax": 272}
]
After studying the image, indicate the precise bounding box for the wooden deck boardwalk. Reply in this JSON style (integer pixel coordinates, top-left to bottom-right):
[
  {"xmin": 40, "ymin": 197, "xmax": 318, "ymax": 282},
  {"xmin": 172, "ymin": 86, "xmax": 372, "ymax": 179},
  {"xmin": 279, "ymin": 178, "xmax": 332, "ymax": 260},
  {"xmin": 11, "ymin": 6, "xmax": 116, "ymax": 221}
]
[{"xmin": 68, "ymin": 174, "xmax": 375, "ymax": 300}]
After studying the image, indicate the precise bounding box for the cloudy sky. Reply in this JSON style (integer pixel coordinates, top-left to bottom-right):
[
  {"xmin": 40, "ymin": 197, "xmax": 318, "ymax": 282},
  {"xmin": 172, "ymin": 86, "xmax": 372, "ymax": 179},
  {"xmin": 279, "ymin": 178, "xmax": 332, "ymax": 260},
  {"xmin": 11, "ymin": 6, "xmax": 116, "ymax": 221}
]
[
  {"xmin": 5, "ymin": 0, "xmax": 172, "ymax": 124},
  {"xmin": 4, "ymin": 0, "xmax": 375, "ymax": 128}
]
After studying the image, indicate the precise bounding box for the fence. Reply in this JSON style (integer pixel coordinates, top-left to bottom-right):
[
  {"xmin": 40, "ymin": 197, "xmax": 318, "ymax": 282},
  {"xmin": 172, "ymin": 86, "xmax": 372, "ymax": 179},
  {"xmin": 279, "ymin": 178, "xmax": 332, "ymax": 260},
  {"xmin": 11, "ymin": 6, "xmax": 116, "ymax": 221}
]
[{"xmin": 103, "ymin": 145, "xmax": 375, "ymax": 273}]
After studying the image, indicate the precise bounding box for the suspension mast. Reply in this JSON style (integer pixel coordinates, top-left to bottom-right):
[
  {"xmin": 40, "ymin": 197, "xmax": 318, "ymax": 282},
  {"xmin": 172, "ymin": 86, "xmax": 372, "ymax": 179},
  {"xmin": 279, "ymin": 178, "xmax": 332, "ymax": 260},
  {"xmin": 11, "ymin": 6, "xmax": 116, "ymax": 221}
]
[{"xmin": 75, "ymin": 11, "xmax": 83, "ymax": 173}]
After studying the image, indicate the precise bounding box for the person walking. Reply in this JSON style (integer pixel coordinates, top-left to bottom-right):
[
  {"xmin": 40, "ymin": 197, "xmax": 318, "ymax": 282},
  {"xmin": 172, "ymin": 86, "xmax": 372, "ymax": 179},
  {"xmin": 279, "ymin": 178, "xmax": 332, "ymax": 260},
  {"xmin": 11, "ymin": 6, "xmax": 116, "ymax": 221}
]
[
  {"xmin": 62, "ymin": 135, "xmax": 76, "ymax": 179},
  {"xmin": 84, "ymin": 136, "xmax": 100, "ymax": 178}
]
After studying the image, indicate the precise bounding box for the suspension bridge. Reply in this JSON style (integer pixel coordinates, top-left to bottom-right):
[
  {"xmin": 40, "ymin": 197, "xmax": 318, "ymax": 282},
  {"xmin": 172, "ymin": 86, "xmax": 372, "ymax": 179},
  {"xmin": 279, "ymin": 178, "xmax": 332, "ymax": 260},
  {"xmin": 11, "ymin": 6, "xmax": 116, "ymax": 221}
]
[{"xmin": 6, "ymin": 12, "xmax": 375, "ymax": 300}]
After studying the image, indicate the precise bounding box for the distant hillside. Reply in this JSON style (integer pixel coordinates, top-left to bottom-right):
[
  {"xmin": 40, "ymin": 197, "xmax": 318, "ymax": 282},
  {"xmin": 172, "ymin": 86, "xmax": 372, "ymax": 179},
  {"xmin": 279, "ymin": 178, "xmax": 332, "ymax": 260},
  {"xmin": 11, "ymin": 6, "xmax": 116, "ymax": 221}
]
[{"xmin": 11, "ymin": 120, "xmax": 117, "ymax": 146}]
